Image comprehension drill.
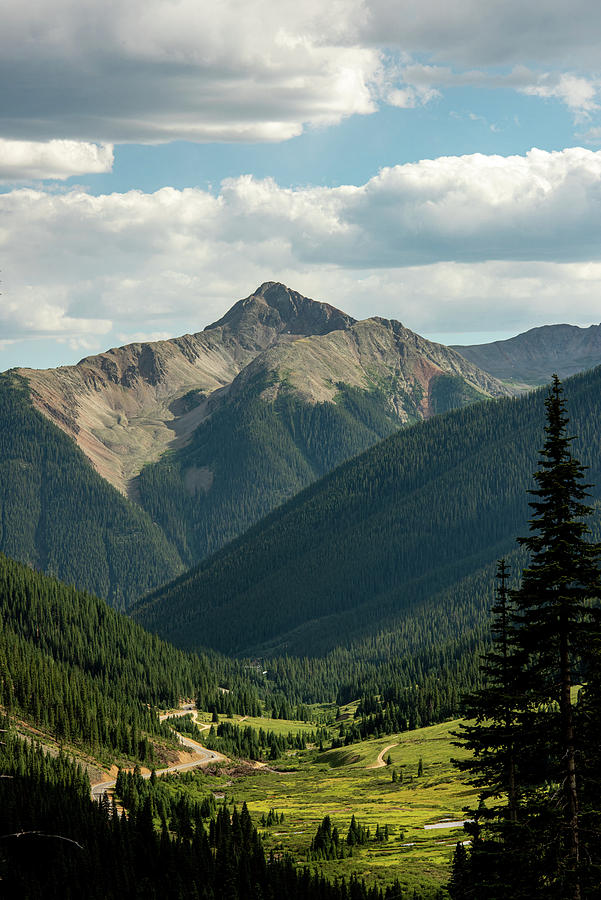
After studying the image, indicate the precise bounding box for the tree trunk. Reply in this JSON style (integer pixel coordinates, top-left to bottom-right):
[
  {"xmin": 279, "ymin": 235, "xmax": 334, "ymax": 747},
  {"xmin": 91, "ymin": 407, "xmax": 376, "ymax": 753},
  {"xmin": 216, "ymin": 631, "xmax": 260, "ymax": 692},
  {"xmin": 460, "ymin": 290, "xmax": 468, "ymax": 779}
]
[{"xmin": 560, "ymin": 609, "xmax": 580, "ymax": 900}]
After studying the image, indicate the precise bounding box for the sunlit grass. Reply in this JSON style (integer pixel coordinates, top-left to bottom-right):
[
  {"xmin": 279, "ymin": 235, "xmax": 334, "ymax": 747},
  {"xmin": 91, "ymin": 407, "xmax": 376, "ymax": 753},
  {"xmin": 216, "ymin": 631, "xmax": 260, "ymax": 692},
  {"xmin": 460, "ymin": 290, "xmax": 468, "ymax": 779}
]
[{"xmin": 164, "ymin": 716, "xmax": 475, "ymax": 897}]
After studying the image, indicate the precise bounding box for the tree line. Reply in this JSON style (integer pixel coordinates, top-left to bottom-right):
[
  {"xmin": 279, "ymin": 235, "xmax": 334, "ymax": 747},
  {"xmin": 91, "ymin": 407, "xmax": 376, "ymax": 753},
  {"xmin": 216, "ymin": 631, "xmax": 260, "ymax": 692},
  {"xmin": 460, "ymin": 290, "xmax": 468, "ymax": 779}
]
[
  {"xmin": 0, "ymin": 719, "xmax": 438, "ymax": 899},
  {"xmin": 451, "ymin": 376, "xmax": 601, "ymax": 899}
]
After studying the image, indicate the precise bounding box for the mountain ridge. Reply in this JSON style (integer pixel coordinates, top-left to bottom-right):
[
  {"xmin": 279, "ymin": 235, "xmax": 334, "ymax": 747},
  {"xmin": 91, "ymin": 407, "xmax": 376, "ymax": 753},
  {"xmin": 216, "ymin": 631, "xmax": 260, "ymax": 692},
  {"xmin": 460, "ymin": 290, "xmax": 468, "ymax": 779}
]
[
  {"xmin": 453, "ymin": 322, "xmax": 601, "ymax": 385},
  {"xmin": 16, "ymin": 282, "xmax": 509, "ymax": 499}
]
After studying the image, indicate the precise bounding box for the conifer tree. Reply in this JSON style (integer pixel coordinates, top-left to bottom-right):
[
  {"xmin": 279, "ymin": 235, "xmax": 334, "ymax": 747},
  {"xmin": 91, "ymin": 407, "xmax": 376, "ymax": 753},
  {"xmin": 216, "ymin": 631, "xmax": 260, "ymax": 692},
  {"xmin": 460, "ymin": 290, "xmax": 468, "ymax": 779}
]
[
  {"xmin": 452, "ymin": 559, "xmax": 527, "ymax": 899},
  {"xmin": 452, "ymin": 376, "xmax": 601, "ymax": 900},
  {"xmin": 512, "ymin": 375, "xmax": 601, "ymax": 899}
]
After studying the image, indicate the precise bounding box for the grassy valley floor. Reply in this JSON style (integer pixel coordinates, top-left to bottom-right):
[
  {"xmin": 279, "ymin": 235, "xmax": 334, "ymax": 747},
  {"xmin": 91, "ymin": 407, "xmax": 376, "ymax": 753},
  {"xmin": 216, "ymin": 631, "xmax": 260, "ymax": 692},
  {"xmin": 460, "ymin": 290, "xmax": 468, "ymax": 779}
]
[{"xmin": 154, "ymin": 716, "xmax": 475, "ymax": 898}]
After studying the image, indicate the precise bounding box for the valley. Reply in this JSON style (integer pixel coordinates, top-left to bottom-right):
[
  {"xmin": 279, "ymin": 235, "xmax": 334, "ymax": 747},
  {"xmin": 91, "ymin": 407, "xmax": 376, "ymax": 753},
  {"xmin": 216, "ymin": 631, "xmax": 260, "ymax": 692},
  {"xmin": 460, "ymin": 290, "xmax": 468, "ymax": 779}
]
[
  {"xmin": 117, "ymin": 710, "xmax": 475, "ymax": 899},
  {"xmin": 2, "ymin": 284, "xmax": 601, "ymax": 898}
]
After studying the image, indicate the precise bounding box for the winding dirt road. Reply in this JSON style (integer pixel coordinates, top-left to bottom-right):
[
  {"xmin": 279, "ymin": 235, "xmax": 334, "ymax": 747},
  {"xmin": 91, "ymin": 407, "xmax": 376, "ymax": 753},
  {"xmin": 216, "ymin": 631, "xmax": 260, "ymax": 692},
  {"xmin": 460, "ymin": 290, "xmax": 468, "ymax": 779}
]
[
  {"xmin": 366, "ymin": 743, "xmax": 398, "ymax": 769},
  {"xmin": 91, "ymin": 713, "xmax": 225, "ymax": 800}
]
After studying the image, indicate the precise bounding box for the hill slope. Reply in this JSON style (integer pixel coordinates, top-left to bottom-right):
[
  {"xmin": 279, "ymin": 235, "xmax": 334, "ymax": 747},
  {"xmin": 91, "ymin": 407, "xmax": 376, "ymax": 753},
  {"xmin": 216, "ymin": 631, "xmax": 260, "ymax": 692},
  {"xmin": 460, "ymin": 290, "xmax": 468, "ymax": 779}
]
[
  {"xmin": 453, "ymin": 322, "xmax": 601, "ymax": 386},
  {"xmin": 134, "ymin": 366, "xmax": 601, "ymax": 658},
  {"xmin": 0, "ymin": 551, "xmax": 221, "ymax": 759},
  {"xmin": 0, "ymin": 373, "xmax": 183, "ymax": 606},
  {"xmin": 7, "ymin": 282, "xmax": 510, "ymax": 581},
  {"xmin": 135, "ymin": 311, "xmax": 508, "ymax": 564}
]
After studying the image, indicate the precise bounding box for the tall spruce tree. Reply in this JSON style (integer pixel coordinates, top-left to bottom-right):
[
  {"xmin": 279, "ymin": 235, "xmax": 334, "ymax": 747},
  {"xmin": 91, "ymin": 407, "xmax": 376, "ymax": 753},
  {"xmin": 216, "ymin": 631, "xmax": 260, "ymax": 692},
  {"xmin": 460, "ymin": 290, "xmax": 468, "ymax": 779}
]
[
  {"xmin": 452, "ymin": 376, "xmax": 601, "ymax": 899},
  {"xmin": 452, "ymin": 560, "xmax": 528, "ymax": 899},
  {"xmin": 513, "ymin": 375, "xmax": 601, "ymax": 899}
]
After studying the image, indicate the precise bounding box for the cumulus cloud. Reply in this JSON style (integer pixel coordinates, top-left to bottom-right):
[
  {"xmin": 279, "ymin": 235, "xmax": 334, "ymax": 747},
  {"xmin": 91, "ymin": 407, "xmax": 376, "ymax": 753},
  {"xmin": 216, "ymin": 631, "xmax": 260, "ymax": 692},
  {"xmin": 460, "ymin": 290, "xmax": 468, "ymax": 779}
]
[
  {"xmin": 0, "ymin": 0, "xmax": 378, "ymax": 144},
  {"xmin": 521, "ymin": 74, "xmax": 600, "ymax": 117},
  {"xmin": 0, "ymin": 140, "xmax": 113, "ymax": 182},
  {"xmin": 1, "ymin": 147, "xmax": 601, "ymax": 362},
  {"xmin": 2, "ymin": 1, "xmax": 601, "ymax": 148}
]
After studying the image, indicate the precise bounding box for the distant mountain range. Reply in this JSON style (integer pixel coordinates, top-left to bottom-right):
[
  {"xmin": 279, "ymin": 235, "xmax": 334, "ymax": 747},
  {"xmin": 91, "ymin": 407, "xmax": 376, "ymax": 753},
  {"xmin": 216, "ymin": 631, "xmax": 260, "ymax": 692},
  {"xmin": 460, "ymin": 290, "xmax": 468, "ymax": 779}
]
[
  {"xmin": 454, "ymin": 322, "xmax": 601, "ymax": 386},
  {"xmin": 134, "ymin": 366, "xmax": 601, "ymax": 661},
  {"xmin": 2, "ymin": 283, "xmax": 509, "ymax": 601},
  {"xmin": 3, "ymin": 281, "xmax": 601, "ymax": 610}
]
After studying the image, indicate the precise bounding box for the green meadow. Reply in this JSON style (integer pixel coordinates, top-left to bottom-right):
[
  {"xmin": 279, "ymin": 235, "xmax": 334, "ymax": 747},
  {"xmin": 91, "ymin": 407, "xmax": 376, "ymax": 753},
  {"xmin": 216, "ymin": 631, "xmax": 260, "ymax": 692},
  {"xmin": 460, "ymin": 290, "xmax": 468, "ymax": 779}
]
[{"xmin": 163, "ymin": 716, "xmax": 476, "ymax": 898}]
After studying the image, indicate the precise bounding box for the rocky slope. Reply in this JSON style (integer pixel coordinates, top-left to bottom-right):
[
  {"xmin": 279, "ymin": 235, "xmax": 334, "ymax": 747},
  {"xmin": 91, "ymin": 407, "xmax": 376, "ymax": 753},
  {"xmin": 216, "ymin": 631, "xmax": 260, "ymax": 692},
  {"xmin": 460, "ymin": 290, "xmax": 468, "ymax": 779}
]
[
  {"xmin": 453, "ymin": 322, "xmax": 601, "ymax": 386},
  {"xmin": 18, "ymin": 282, "xmax": 510, "ymax": 499},
  {"xmin": 232, "ymin": 314, "xmax": 507, "ymax": 418}
]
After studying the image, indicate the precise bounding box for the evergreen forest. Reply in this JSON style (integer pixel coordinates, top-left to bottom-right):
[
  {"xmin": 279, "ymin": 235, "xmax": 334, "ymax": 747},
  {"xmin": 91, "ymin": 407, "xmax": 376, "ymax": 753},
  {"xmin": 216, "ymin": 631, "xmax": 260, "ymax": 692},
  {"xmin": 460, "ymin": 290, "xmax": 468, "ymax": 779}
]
[
  {"xmin": 0, "ymin": 552, "xmax": 267, "ymax": 761},
  {"xmin": 135, "ymin": 374, "xmax": 402, "ymax": 567},
  {"xmin": 136, "ymin": 366, "xmax": 601, "ymax": 664},
  {"xmin": 0, "ymin": 373, "xmax": 183, "ymax": 607}
]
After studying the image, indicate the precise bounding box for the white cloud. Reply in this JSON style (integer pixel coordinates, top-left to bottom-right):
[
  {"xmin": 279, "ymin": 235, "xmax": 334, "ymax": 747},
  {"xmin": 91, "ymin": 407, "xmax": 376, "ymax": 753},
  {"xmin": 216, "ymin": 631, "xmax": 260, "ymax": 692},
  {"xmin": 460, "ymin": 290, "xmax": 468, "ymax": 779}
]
[
  {"xmin": 0, "ymin": 0, "xmax": 378, "ymax": 144},
  {"xmin": 521, "ymin": 74, "xmax": 599, "ymax": 117},
  {"xmin": 386, "ymin": 85, "xmax": 440, "ymax": 109},
  {"xmin": 0, "ymin": 140, "xmax": 113, "ymax": 182},
  {"xmin": 385, "ymin": 64, "xmax": 601, "ymax": 118},
  {"xmin": 579, "ymin": 126, "xmax": 601, "ymax": 145},
  {"xmin": 1, "ymin": 147, "xmax": 601, "ymax": 361},
  {"xmin": 2, "ymin": 1, "xmax": 601, "ymax": 148},
  {"xmin": 0, "ymin": 289, "xmax": 112, "ymax": 339}
]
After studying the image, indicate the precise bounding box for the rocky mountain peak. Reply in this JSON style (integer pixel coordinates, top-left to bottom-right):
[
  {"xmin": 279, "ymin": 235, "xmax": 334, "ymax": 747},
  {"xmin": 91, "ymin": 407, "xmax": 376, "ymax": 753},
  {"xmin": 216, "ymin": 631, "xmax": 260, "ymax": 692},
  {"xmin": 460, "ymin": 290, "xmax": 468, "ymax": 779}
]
[{"xmin": 205, "ymin": 282, "xmax": 356, "ymax": 341}]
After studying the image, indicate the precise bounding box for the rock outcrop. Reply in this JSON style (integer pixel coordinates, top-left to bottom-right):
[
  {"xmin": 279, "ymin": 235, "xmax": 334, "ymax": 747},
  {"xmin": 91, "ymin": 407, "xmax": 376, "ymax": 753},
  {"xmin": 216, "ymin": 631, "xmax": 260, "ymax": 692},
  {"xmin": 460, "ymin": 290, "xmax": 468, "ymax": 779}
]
[{"xmin": 18, "ymin": 282, "xmax": 510, "ymax": 496}]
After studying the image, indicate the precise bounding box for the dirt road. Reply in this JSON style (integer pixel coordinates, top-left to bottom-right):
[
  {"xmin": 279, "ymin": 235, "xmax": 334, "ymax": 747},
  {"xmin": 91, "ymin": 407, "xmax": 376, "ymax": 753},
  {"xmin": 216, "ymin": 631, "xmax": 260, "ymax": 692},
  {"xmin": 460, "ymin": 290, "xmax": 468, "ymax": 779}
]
[
  {"xmin": 91, "ymin": 718, "xmax": 226, "ymax": 800},
  {"xmin": 366, "ymin": 743, "xmax": 398, "ymax": 769}
]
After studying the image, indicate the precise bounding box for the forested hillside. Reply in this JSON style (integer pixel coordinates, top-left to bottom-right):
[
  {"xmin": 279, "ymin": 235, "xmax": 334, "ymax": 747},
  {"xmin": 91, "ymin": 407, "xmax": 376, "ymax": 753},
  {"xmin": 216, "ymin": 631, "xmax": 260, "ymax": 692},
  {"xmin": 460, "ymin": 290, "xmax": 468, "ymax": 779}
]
[
  {"xmin": 135, "ymin": 376, "xmax": 402, "ymax": 564},
  {"xmin": 8, "ymin": 283, "xmax": 510, "ymax": 582},
  {"xmin": 0, "ymin": 373, "xmax": 183, "ymax": 606},
  {"xmin": 0, "ymin": 552, "xmax": 262, "ymax": 759},
  {"xmin": 135, "ymin": 366, "xmax": 601, "ymax": 664}
]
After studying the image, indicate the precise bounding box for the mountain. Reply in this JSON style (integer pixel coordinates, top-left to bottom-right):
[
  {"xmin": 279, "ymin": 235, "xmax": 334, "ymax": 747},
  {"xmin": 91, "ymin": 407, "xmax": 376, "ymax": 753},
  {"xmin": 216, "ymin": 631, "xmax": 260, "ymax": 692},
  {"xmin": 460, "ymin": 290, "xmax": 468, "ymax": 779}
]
[
  {"xmin": 133, "ymin": 366, "xmax": 601, "ymax": 660},
  {"xmin": 5, "ymin": 282, "xmax": 510, "ymax": 587},
  {"xmin": 453, "ymin": 322, "xmax": 601, "ymax": 386},
  {"xmin": 0, "ymin": 372, "xmax": 182, "ymax": 606},
  {"xmin": 134, "ymin": 305, "xmax": 510, "ymax": 565},
  {"xmin": 18, "ymin": 282, "xmax": 355, "ymax": 496},
  {"xmin": 17, "ymin": 282, "xmax": 507, "ymax": 500}
]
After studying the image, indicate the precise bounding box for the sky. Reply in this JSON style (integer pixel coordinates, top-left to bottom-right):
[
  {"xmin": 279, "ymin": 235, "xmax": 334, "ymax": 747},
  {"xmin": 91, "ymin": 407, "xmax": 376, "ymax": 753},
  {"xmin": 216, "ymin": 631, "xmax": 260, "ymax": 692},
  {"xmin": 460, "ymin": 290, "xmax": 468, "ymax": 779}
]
[{"xmin": 2, "ymin": 1, "xmax": 601, "ymax": 369}]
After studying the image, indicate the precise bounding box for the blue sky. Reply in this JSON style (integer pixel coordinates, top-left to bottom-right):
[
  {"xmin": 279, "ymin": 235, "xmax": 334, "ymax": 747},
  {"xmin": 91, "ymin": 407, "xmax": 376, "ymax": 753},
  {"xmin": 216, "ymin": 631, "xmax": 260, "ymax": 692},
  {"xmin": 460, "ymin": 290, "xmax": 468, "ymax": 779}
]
[{"xmin": 1, "ymin": 1, "xmax": 601, "ymax": 369}]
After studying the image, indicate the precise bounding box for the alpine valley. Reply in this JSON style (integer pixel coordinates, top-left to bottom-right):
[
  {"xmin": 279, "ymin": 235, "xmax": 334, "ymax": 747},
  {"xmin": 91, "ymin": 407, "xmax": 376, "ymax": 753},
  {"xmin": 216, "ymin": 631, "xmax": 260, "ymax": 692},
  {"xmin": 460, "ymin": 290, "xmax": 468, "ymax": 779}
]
[
  {"xmin": 3, "ymin": 282, "xmax": 601, "ymax": 900},
  {"xmin": 2, "ymin": 282, "xmax": 511, "ymax": 605}
]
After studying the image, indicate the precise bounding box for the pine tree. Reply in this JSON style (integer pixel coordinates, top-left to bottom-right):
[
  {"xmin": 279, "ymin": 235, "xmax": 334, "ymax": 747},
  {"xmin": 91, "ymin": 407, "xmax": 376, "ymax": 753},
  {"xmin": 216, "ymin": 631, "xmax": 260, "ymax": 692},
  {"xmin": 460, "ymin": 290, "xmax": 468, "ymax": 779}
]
[
  {"xmin": 449, "ymin": 842, "xmax": 469, "ymax": 900},
  {"xmin": 452, "ymin": 559, "xmax": 527, "ymax": 899},
  {"xmin": 512, "ymin": 375, "xmax": 601, "ymax": 899},
  {"xmin": 452, "ymin": 376, "xmax": 601, "ymax": 900}
]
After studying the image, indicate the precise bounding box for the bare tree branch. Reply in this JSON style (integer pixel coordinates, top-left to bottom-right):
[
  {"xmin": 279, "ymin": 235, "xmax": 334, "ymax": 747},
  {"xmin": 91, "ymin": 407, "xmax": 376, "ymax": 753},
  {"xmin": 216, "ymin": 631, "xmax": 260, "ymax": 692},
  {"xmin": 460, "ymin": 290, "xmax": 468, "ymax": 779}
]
[{"xmin": 0, "ymin": 831, "xmax": 84, "ymax": 849}]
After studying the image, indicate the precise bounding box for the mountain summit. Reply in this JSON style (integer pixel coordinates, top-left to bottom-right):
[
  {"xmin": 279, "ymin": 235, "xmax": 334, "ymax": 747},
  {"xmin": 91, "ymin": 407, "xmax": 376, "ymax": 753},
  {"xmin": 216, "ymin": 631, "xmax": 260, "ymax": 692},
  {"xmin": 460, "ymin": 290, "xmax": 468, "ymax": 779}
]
[
  {"xmin": 17, "ymin": 283, "xmax": 508, "ymax": 496},
  {"xmin": 3, "ymin": 282, "xmax": 513, "ymax": 603},
  {"xmin": 206, "ymin": 281, "xmax": 356, "ymax": 341}
]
